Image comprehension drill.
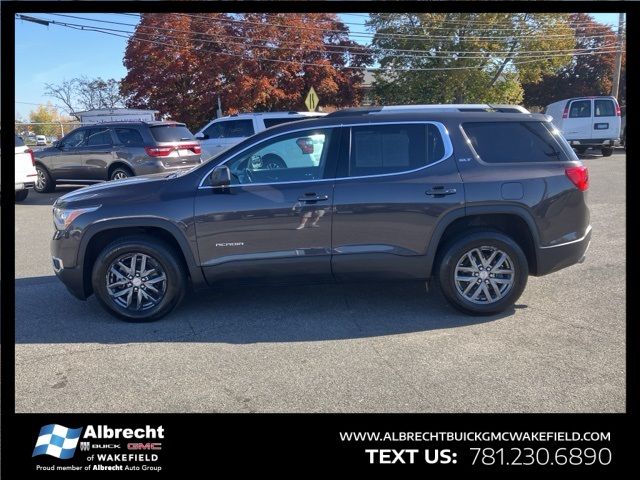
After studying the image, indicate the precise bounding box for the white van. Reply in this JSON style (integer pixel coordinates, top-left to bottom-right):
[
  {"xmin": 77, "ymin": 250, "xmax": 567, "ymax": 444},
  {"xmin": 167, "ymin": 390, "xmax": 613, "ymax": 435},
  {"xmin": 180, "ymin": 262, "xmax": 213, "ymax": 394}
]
[
  {"xmin": 195, "ymin": 111, "xmax": 326, "ymax": 161},
  {"xmin": 36, "ymin": 135, "xmax": 47, "ymax": 146},
  {"xmin": 545, "ymin": 96, "xmax": 621, "ymax": 156}
]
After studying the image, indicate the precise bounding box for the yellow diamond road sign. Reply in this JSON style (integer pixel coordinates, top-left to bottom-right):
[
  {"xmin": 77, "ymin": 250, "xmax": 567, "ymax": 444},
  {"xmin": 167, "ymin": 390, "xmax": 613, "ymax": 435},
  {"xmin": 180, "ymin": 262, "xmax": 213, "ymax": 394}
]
[{"xmin": 305, "ymin": 87, "xmax": 319, "ymax": 112}]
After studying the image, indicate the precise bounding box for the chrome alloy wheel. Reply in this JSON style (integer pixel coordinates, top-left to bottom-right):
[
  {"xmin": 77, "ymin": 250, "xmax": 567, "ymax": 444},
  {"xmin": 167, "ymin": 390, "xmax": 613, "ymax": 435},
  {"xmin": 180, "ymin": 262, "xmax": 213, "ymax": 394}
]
[
  {"xmin": 36, "ymin": 168, "xmax": 47, "ymax": 190},
  {"xmin": 454, "ymin": 246, "xmax": 515, "ymax": 304},
  {"xmin": 106, "ymin": 253, "xmax": 167, "ymax": 311},
  {"xmin": 112, "ymin": 171, "xmax": 129, "ymax": 180}
]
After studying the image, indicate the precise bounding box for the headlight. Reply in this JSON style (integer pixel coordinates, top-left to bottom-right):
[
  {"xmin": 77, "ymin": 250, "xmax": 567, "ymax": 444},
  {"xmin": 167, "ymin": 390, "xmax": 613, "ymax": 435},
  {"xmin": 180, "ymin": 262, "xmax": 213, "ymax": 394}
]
[{"xmin": 53, "ymin": 205, "xmax": 101, "ymax": 231}]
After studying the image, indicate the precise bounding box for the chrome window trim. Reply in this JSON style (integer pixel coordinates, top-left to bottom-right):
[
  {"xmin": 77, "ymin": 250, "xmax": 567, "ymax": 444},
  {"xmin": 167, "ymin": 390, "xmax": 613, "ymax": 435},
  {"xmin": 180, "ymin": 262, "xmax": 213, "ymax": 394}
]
[{"xmin": 198, "ymin": 121, "xmax": 454, "ymax": 189}]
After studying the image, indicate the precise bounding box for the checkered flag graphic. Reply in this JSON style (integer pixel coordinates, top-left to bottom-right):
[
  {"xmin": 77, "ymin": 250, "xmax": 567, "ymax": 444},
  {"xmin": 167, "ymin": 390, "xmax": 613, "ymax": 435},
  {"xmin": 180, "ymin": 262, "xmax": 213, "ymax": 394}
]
[{"xmin": 32, "ymin": 424, "xmax": 83, "ymax": 459}]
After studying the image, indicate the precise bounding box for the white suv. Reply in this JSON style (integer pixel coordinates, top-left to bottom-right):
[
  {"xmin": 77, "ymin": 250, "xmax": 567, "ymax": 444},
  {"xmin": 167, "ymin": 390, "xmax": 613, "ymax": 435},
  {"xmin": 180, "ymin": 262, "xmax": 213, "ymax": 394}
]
[
  {"xmin": 14, "ymin": 134, "xmax": 38, "ymax": 201},
  {"xmin": 195, "ymin": 111, "xmax": 326, "ymax": 161}
]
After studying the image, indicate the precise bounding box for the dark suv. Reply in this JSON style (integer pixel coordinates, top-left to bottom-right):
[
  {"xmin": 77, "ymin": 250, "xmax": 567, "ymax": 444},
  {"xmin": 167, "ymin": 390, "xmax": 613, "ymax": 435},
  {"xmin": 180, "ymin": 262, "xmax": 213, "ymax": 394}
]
[
  {"xmin": 34, "ymin": 121, "xmax": 202, "ymax": 192},
  {"xmin": 50, "ymin": 109, "xmax": 591, "ymax": 321}
]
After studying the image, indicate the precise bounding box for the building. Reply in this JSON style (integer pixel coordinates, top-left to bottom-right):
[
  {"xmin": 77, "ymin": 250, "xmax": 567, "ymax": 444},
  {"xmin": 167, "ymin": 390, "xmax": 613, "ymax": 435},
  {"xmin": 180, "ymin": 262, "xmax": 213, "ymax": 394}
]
[{"xmin": 74, "ymin": 108, "xmax": 159, "ymax": 124}]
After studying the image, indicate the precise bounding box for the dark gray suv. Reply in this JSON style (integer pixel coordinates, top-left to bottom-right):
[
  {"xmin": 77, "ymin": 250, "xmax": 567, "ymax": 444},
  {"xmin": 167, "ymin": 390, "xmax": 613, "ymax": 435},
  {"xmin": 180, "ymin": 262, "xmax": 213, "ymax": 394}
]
[
  {"xmin": 34, "ymin": 121, "xmax": 202, "ymax": 192},
  {"xmin": 50, "ymin": 109, "xmax": 591, "ymax": 321}
]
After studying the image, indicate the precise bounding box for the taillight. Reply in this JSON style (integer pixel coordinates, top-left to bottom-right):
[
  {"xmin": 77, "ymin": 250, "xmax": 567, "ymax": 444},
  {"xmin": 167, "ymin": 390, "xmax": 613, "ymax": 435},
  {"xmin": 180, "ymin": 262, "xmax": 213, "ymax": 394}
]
[
  {"xmin": 26, "ymin": 148, "xmax": 35, "ymax": 166},
  {"xmin": 565, "ymin": 166, "xmax": 589, "ymax": 191},
  {"xmin": 562, "ymin": 102, "xmax": 570, "ymax": 119},
  {"xmin": 296, "ymin": 137, "xmax": 314, "ymax": 154},
  {"xmin": 180, "ymin": 143, "xmax": 201, "ymax": 154},
  {"xmin": 145, "ymin": 146, "xmax": 174, "ymax": 157},
  {"xmin": 615, "ymin": 104, "xmax": 621, "ymax": 116}
]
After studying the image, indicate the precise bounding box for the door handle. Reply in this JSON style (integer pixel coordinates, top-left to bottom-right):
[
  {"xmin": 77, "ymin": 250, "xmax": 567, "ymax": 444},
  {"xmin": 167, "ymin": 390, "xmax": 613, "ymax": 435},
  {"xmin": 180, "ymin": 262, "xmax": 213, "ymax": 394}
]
[
  {"xmin": 426, "ymin": 187, "xmax": 457, "ymax": 197},
  {"xmin": 298, "ymin": 193, "xmax": 329, "ymax": 202}
]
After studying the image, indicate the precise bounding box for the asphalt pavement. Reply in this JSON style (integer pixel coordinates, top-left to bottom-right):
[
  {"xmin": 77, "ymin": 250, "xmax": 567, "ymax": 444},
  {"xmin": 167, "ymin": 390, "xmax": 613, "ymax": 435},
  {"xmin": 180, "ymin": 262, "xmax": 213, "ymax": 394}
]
[{"xmin": 14, "ymin": 151, "xmax": 626, "ymax": 413}]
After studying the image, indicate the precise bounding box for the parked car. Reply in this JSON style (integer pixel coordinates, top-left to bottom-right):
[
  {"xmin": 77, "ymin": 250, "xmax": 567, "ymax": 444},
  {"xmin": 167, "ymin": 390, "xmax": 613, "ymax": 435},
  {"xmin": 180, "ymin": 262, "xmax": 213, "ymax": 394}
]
[
  {"xmin": 545, "ymin": 96, "xmax": 621, "ymax": 156},
  {"xmin": 36, "ymin": 135, "xmax": 47, "ymax": 146},
  {"xmin": 51, "ymin": 108, "xmax": 591, "ymax": 322},
  {"xmin": 194, "ymin": 111, "xmax": 326, "ymax": 161},
  {"xmin": 33, "ymin": 121, "xmax": 202, "ymax": 193},
  {"xmin": 14, "ymin": 134, "xmax": 38, "ymax": 202}
]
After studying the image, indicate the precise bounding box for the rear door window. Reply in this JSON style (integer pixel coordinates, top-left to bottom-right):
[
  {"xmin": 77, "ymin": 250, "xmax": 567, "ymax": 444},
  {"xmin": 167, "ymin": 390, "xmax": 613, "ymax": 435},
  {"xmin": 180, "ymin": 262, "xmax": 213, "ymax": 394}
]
[
  {"xmin": 594, "ymin": 99, "xmax": 615, "ymax": 117},
  {"xmin": 263, "ymin": 117, "xmax": 304, "ymax": 128},
  {"xmin": 463, "ymin": 121, "xmax": 571, "ymax": 163},
  {"xmin": 115, "ymin": 128, "xmax": 144, "ymax": 146},
  {"xmin": 150, "ymin": 124, "xmax": 195, "ymax": 142},
  {"xmin": 345, "ymin": 124, "xmax": 444, "ymax": 177},
  {"xmin": 569, "ymin": 100, "xmax": 592, "ymax": 118},
  {"xmin": 202, "ymin": 120, "xmax": 254, "ymax": 139}
]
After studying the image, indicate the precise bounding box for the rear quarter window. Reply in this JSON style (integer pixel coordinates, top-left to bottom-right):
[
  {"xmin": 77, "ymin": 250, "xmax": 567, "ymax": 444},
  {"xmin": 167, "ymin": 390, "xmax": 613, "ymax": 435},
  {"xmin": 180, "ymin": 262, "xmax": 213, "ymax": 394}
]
[
  {"xmin": 463, "ymin": 121, "xmax": 572, "ymax": 163},
  {"xmin": 150, "ymin": 125, "xmax": 195, "ymax": 142}
]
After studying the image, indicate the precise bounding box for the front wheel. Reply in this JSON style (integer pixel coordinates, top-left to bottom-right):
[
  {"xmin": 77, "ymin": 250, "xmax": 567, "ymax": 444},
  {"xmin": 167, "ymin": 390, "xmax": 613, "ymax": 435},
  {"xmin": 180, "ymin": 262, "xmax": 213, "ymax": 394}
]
[
  {"xmin": 91, "ymin": 237, "xmax": 187, "ymax": 321},
  {"xmin": 601, "ymin": 147, "xmax": 614, "ymax": 157},
  {"xmin": 15, "ymin": 189, "xmax": 29, "ymax": 202},
  {"xmin": 438, "ymin": 231, "xmax": 528, "ymax": 315}
]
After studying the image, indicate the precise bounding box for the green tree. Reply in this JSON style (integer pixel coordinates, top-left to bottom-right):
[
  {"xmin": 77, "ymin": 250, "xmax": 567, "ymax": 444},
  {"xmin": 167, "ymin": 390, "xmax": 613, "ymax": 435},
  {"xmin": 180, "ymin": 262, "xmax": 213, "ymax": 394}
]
[
  {"xmin": 367, "ymin": 13, "xmax": 575, "ymax": 105},
  {"xmin": 28, "ymin": 103, "xmax": 64, "ymax": 136},
  {"xmin": 522, "ymin": 14, "xmax": 623, "ymax": 109}
]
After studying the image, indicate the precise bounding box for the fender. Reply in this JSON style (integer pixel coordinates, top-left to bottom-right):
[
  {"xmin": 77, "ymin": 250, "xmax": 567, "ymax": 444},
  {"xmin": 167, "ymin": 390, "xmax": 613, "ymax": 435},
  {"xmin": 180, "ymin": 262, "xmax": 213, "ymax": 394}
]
[
  {"xmin": 424, "ymin": 204, "xmax": 542, "ymax": 277},
  {"xmin": 78, "ymin": 217, "xmax": 207, "ymax": 288}
]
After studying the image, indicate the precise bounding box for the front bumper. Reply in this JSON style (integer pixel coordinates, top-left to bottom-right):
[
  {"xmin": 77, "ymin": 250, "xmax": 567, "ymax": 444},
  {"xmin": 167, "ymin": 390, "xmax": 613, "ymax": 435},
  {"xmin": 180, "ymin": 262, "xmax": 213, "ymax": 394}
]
[
  {"xmin": 51, "ymin": 231, "xmax": 88, "ymax": 300},
  {"xmin": 535, "ymin": 226, "xmax": 592, "ymax": 276}
]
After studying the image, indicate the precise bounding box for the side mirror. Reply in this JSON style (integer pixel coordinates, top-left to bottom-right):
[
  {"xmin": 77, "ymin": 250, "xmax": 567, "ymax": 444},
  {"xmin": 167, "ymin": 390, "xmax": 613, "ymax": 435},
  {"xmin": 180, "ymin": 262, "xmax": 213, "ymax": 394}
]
[
  {"xmin": 195, "ymin": 133, "xmax": 208, "ymax": 140},
  {"xmin": 210, "ymin": 165, "xmax": 231, "ymax": 189}
]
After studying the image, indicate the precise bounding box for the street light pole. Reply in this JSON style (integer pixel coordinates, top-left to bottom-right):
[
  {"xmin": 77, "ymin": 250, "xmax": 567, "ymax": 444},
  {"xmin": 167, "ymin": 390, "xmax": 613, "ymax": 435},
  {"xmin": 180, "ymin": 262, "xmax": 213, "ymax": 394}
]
[{"xmin": 611, "ymin": 12, "xmax": 625, "ymax": 100}]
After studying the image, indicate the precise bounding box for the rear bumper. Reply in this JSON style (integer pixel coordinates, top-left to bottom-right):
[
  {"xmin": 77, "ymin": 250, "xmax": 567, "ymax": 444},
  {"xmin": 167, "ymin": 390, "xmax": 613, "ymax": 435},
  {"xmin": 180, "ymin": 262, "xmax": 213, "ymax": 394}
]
[
  {"xmin": 134, "ymin": 158, "xmax": 202, "ymax": 175},
  {"xmin": 569, "ymin": 139, "xmax": 619, "ymax": 147},
  {"xmin": 535, "ymin": 226, "xmax": 592, "ymax": 276},
  {"xmin": 15, "ymin": 181, "xmax": 35, "ymax": 190}
]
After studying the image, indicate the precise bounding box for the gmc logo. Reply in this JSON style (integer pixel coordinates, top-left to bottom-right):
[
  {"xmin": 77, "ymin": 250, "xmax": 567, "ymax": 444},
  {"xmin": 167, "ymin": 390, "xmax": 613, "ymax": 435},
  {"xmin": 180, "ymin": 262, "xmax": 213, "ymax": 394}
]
[{"xmin": 127, "ymin": 443, "xmax": 162, "ymax": 450}]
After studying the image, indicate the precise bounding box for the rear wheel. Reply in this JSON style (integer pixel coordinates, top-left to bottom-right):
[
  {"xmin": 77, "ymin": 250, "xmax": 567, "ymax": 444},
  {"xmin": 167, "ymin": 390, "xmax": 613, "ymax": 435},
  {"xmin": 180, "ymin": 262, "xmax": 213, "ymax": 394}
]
[
  {"xmin": 110, "ymin": 166, "xmax": 133, "ymax": 181},
  {"xmin": 438, "ymin": 231, "xmax": 528, "ymax": 315},
  {"xmin": 601, "ymin": 147, "xmax": 614, "ymax": 157},
  {"xmin": 15, "ymin": 189, "xmax": 28, "ymax": 202},
  {"xmin": 91, "ymin": 237, "xmax": 187, "ymax": 322},
  {"xmin": 34, "ymin": 165, "xmax": 55, "ymax": 193}
]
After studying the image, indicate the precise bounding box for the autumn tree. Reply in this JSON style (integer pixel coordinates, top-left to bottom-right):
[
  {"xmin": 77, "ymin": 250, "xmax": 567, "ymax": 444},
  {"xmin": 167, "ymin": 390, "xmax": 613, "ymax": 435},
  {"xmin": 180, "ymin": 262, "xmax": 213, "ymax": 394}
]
[
  {"xmin": 28, "ymin": 103, "xmax": 66, "ymax": 136},
  {"xmin": 367, "ymin": 13, "xmax": 575, "ymax": 105},
  {"xmin": 120, "ymin": 13, "xmax": 371, "ymax": 129},
  {"xmin": 522, "ymin": 14, "xmax": 623, "ymax": 109}
]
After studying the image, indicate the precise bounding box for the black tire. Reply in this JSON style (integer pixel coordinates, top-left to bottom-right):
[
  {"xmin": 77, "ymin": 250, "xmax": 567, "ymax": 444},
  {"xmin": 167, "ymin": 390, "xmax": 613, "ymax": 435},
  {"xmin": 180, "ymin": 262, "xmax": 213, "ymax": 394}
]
[
  {"xmin": 574, "ymin": 146, "xmax": 587, "ymax": 155},
  {"xmin": 601, "ymin": 147, "xmax": 614, "ymax": 157},
  {"xmin": 438, "ymin": 231, "xmax": 528, "ymax": 316},
  {"xmin": 91, "ymin": 236, "xmax": 187, "ymax": 322},
  {"xmin": 261, "ymin": 154, "xmax": 287, "ymax": 169},
  {"xmin": 110, "ymin": 165, "xmax": 133, "ymax": 181},
  {"xmin": 15, "ymin": 189, "xmax": 29, "ymax": 202},
  {"xmin": 34, "ymin": 164, "xmax": 55, "ymax": 193}
]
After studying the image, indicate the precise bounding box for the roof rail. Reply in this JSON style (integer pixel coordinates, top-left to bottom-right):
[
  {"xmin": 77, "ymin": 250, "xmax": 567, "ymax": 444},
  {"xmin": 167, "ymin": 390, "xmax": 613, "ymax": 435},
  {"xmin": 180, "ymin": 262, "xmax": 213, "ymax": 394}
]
[{"xmin": 325, "ymin": 107, "xmax": 382, "ymax": 117}]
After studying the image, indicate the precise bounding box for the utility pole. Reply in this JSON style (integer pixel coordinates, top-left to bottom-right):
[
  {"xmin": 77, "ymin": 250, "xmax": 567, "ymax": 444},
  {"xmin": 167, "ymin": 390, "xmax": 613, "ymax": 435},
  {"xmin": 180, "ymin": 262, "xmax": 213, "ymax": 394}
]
[
  {"xmin": 216, "ymin": 96, "xmax": 223, "ymax": 118},
  {"xmin": 612, "ymin": 12, "xmax": 625, "ymax": 100}
]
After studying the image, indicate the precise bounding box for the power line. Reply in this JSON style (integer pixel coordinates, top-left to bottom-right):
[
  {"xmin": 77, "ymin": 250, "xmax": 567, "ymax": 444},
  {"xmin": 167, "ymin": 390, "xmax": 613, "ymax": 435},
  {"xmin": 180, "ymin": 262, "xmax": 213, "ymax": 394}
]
[
  {"xmin": 39, "ymin": 14, "xmax": 619, "ymax": 61},
  {"xmin": 26, "ymin": 17, "xmax": 622, "ymax": 74}
]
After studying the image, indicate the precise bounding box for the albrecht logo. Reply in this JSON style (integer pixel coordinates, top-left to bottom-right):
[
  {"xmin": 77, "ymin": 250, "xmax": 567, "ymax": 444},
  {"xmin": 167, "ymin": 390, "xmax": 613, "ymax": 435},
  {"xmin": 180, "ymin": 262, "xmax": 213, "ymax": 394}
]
[{"xmin": 32, "ymin": 425, "xmax": 83, "ymax": 459}]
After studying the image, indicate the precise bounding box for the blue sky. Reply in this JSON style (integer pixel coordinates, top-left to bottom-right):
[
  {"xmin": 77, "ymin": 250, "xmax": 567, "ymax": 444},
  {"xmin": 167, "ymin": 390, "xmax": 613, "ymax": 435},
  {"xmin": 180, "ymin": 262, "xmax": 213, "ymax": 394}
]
[{"xmin": 15, "ymin": 12, "xmax": 621, "ymax": 118}]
